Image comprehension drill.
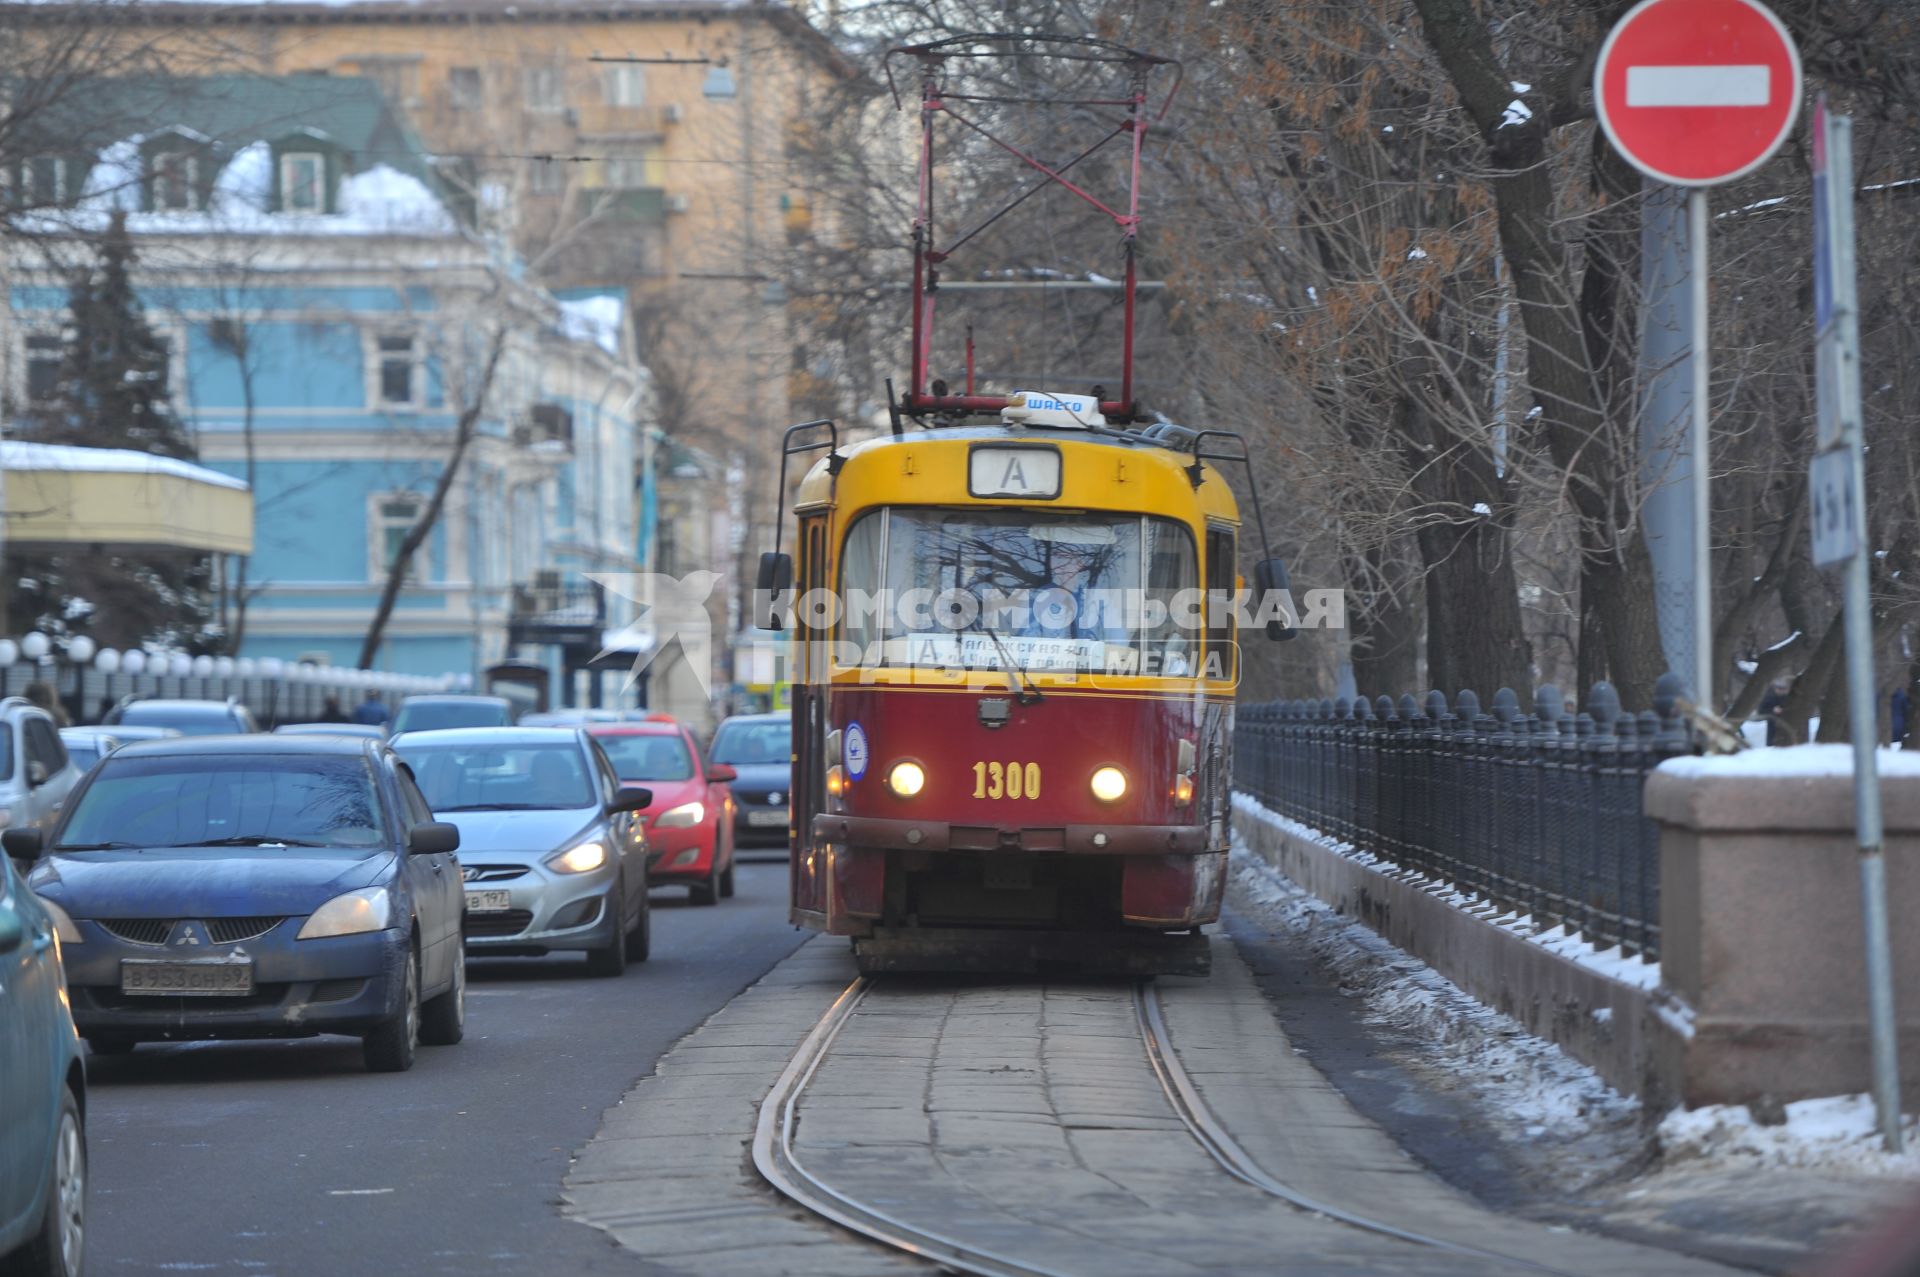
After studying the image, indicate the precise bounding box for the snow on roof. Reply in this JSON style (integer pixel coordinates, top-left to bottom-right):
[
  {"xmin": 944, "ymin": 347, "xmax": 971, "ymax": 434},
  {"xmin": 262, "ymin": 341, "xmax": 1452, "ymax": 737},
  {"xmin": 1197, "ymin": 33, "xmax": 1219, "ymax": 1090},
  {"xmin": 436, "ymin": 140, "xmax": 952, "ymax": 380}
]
[
  {"xmin": 557, "ymin": 294, "xmax": 624, "ymax": 356},
  {"xmin": 1656, "ymin": 743, "xmax": 1920, "ymax": 779},
  {"xmin": 1, "ymin": 441, "xmax": 249, "ymax": 491}
]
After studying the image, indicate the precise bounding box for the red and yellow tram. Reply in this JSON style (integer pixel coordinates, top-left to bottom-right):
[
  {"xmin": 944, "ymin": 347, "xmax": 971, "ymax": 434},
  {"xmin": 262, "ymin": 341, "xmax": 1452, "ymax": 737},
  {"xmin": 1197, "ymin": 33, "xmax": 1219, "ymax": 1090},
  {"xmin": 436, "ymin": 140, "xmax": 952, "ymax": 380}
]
[{"xmin": 757, "ymin": 395, "xmax": 1291, "ymax": 975}]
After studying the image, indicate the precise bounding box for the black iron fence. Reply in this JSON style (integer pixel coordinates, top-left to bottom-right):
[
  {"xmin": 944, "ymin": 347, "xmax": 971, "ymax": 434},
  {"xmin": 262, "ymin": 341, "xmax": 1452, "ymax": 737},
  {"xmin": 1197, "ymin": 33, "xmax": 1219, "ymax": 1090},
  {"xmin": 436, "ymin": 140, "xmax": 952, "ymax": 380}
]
[{"xmin": 1233, "ymin": 675, "xmax": 1695, "ymax": 959}]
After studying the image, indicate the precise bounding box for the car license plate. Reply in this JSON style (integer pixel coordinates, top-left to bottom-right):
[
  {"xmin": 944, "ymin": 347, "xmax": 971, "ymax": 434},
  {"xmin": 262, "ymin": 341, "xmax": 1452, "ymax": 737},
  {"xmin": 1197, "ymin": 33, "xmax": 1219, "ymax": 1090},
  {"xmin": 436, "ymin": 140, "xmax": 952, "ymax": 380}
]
[
  {"xmin": 465, "ymin": 890, "xmax": 512, "ymax": 913},
  {"xmin": 747, "ymin": 810, "xmax": 787, "ymax": 827},
  {"xmin": 121, "ymin": 959, "xmax": 253, "ymax": 997}
]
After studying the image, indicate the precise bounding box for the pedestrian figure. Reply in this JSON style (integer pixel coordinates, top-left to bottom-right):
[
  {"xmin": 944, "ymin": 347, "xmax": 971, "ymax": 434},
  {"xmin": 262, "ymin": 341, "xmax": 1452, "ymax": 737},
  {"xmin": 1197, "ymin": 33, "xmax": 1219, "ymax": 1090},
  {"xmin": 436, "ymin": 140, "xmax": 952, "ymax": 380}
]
[
  {"xmin": 24, "ymin": 680, "xmax": 69, "ymax": 727},
  {"xmin": 1758, "ymin": 676, "xmax": 1793, "ymax": 747},
  {"xmin": 319, "ymin": 695, "xmax": 348, "ymax": 724},
  {"xmin": 353, "ymin": 689, "xmax": 390, "ymax": 727}
]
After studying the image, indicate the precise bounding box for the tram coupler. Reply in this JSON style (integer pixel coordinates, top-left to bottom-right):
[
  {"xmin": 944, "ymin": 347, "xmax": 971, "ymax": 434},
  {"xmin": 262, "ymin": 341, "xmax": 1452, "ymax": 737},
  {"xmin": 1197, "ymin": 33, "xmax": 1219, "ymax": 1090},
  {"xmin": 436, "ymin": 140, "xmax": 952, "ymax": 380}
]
[{"xmin": 853, "ymin": 926, "xmax": 1210, "ymax": 978}]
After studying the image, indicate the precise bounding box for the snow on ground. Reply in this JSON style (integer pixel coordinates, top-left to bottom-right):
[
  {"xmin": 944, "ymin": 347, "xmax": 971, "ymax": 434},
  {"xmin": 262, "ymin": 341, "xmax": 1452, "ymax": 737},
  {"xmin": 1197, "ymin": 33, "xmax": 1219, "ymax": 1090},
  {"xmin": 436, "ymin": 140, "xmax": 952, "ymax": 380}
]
[
  {"xmin": 1661, "ymin": 1096, "xmax": 1920, "ymax": 1179},
  {"xmin": 1229, "ymin": 835, "xmax": 1637, "ymax": 1155},
  {"xmin": 1658, "ymin": 742, "xmax": 1920, "ymax": 779}
]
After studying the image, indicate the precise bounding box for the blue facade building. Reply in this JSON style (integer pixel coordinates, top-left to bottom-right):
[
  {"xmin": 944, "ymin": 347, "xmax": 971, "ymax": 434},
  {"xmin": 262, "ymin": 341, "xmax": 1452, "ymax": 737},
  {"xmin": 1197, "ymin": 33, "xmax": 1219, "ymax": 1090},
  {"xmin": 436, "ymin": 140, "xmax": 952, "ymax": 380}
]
[{"xmin": 2, "ymin": 76, "xmax": 650, "ymax": 686}]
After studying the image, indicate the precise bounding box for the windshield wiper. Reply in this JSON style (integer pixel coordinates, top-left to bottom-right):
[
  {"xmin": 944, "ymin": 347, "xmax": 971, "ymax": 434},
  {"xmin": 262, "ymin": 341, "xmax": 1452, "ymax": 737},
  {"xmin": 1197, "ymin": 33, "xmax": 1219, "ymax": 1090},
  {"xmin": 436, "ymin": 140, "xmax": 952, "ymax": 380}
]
[
  {"xmin": 969, "ymin": 620, "xmax": 1044, "ymax": 705},
  {"xmin": 52, "ymin": 841, "xmax": 141, "ymax": 851},
  {"xmin": 168, "ymin": 835, "xmax": 330, "ymax": 848},
  {"xmin": 438, "ymin": 802, "xmax": 543, "ymax": 812}
]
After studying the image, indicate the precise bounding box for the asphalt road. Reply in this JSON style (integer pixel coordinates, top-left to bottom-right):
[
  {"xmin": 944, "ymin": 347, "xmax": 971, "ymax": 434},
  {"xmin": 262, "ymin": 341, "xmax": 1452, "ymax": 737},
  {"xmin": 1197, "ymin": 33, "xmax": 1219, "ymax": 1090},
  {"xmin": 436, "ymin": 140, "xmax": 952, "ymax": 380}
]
[{"xmin": 81, "ymin": 859, "xmax": 805, "ymax": 1277}]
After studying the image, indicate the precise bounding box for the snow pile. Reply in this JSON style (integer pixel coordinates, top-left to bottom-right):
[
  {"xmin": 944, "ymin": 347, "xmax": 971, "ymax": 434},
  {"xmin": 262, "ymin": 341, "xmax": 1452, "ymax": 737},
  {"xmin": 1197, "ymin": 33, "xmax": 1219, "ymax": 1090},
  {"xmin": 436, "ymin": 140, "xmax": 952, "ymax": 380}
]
[
  {"xmin": 79, "ymin": 137, "xmax": 144, "ymax": 213},
  {"xmin": 557, "ymin": 295, "xmax": 624, "ymax": 356},
  {"xmin": 1, "ymin": 441, "xmax": 248, "ymax": 491},
  {"xmin": 1660, "ymin": 1096, "xmax": 1920, "ymax": 1179},
  {"xmin": 1230, "ymin": 841, "xmax": 1640, "ymax": 1151},
  {"xmin": 337, "ymin": 164, "xmax": 456, "ymax": 234},
  {"xmin": 1659, "ymin": 743, "xmax": 1920, "ymax": 779},
  {"xmin": 1231, "ymin": 792, "xmax": 1662, "ymax": 990},
  {"xmin": 211, "ymin": 141, "xmax": 273, "ymax": 215}
]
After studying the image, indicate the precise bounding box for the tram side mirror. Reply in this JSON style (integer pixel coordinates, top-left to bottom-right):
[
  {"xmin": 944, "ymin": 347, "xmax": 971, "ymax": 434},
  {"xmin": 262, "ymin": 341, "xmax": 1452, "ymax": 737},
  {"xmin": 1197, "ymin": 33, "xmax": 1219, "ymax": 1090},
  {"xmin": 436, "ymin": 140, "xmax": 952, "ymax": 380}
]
[
  {"xmin": 1254, "ymin": 558, "xmax": 1298, "ymax": 642},
  {"xmin": 755, "ymin": 552, "xmax": 793, "ymax": 631}
]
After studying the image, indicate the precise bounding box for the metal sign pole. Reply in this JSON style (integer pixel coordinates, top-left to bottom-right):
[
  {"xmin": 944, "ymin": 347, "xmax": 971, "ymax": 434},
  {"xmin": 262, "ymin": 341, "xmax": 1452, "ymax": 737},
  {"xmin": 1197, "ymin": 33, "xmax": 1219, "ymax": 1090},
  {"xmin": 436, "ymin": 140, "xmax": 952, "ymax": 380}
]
[
  {"xmin": 1813, "ymin": 101, "xmax": 1903, "ymax": 1151},
  {"xmin": 1687, "ymin": 188, "xmax": 1713, "ymax": 711}
]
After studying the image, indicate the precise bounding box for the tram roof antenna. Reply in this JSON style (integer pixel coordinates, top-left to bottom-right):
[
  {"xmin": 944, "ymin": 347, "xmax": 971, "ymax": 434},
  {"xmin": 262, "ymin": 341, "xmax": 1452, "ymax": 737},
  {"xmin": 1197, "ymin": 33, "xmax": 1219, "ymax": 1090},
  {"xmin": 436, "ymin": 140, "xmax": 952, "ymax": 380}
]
[{"xmin": 884, "ymin": 33, "xmax": 1182, "ymax": 425}]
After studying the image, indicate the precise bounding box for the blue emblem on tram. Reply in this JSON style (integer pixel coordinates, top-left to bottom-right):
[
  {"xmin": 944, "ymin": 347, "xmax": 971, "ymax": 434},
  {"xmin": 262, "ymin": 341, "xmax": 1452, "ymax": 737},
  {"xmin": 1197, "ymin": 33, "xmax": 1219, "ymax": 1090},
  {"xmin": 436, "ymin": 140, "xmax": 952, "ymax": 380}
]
[{"xmin": 844, "ymin": 722, "xmax": 870, "ymax": 780}]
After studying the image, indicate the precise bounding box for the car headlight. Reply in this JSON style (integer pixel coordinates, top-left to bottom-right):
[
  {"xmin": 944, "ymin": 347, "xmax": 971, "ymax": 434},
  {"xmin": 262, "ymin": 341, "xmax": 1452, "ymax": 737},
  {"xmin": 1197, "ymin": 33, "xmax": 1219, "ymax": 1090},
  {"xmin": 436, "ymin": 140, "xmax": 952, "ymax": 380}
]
[
  {"xmin": 297, "ymin": 887, "xmax": 391, "ymax": 940},
  {"xmin": 547, "ymin": 841, "xmax": 607, "ymax": 874},
  {"xmin": 653, "ymin": 802, "xmax": 705, "ymax": 829},
  {"xmin": 39, "ymin": 898, "xmax": 81, "ymax": 945},
  {"xmin": 886, "ymin": 761, "xmax": 925, "ymax": 797},
  {"xmin": 1090, "ymin": 766, "xmax": 1128, "ymax": 803}
]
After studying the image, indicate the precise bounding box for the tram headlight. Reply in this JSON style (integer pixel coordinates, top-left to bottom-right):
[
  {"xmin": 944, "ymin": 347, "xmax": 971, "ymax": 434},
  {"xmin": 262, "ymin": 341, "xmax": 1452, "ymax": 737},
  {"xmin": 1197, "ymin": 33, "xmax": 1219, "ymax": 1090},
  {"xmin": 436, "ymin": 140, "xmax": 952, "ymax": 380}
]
[
  {"xmin": 826, "ymin": 765, "xmax": 847, "ymax": 797},
  {"xmin": 1173, "ymin": 773, "xmax": 1195, "ymax": 807},
  {"xmin": 886, "ymin": 761, "xmax": 926, "ymax": 798},
  {"xmin": 1090, "ymin": 766, "xmax": 1128, "ymax": 803}
]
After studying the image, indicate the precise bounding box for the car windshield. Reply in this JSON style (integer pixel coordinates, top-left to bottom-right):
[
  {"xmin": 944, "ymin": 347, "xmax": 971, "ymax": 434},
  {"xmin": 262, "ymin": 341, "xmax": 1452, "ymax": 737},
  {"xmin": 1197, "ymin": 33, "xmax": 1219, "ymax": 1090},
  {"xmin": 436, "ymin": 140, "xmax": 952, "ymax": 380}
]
[
  {"xmin": 398, "ymin": 741, "xmax": 596, "ymax": 811},
  {"xmin": 596, "ymin": 734, "xmax": 695, "ymax": 781},
  {"xmin": 711, "ymin": 722, "xmax": 788, "ymax": 766},
  {"xmin": 120, "ymin": 704, "xmax": 241, "ymax": 736},
  {"xmin": 393, "ymin": 701, "xmax": 511, "ymax": 733},
  {"xmin": 64, "ymin": 743, "xmax": 103, "ymax": 770},
  {"xmin": 838, "ymin": 507, "xmax": 1197, "ymax": 674},
  {"xmin": 57, "ymin": 754, "xmax": 385, "ymax": 849}
]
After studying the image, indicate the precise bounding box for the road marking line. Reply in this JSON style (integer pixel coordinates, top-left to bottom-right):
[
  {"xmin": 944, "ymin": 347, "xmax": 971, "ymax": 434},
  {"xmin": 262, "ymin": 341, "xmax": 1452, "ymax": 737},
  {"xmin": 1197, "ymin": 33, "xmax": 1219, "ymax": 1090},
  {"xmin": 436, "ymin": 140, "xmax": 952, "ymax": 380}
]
[
  {"xmin": 327, "ymin": 1188, "xmax": 395, "ymax": 1196},
  {"xmin": 1626, "ymin": 64, "xmax": 1770, "ymax": 107}
]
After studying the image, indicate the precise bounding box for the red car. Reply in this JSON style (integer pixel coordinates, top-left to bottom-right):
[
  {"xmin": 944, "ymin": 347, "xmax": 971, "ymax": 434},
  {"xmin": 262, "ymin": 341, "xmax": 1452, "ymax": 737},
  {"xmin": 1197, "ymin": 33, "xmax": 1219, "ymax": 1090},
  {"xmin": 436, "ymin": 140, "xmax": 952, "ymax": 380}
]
[{"xmin": 588, "ymin": 721, "xmax": 738, "ymax": 905}]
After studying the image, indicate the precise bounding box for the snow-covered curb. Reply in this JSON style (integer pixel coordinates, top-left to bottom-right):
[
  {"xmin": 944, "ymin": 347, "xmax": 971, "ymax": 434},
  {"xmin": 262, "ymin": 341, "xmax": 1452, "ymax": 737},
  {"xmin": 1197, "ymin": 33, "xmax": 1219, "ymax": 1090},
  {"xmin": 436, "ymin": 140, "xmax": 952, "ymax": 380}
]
[{"xmin": 1231, "ymin": 792, "xmax": 1660, "ymax": 990}]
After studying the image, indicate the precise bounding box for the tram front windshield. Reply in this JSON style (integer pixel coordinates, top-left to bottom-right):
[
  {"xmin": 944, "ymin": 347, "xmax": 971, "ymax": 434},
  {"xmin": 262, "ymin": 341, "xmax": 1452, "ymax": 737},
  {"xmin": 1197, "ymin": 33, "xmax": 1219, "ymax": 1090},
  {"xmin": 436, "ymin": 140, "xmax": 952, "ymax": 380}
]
[{"xmin": 838, "ymin": 508, "xmax": 1198, "ymax": 675}]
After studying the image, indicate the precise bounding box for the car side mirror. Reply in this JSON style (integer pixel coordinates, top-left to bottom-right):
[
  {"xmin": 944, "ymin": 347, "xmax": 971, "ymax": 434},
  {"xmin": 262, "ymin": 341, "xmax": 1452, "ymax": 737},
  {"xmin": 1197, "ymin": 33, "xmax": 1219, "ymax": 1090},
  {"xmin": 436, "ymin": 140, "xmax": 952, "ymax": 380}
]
[
  {"xmin": 2, "ymin": 829, "xmax": 45, "ymax": 863},
  {"xmin": 609, "ymin": 787, "xmax": 653, "ymax": 814},
  {"xmin": 407, "ymin": 821, "xmax": 460, "ymax": 855},
  {"xmin": 754, "ymin": 552, "xmax": 792, "ymax": 631},
  {"xmin": 0, "ymin": 905, "xmax": 21, "ymax": 956},
  {"xmin": 707, "ymin": 763, "xmax": 737, "ymax": 783},
  {"xmin": 27, "ymin": 760, "xmax": 49, "ymax": 788},
  {"xmin": 1253, "ymin": 558, "xmax": 1298, "ymax": 642}
]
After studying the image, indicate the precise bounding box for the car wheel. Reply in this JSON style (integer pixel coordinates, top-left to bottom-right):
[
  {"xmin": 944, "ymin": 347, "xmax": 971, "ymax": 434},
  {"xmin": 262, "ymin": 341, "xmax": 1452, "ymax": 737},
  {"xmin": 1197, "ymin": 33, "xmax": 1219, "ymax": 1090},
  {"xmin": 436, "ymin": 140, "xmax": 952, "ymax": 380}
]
[
  {"xmin": 419, "ymin": 942, "xmax": 465, "ymax": 1047},
  {"xmin": 719, "ymin": 846, "xmax": 736, "ymax": 899},
  {"xmin": 363, "ymin": 947, "xmax": 419, "ymax": 1072},
  {"xmin": 625, "ymin": 890, "xmax": 651, "ymax": 963},
  {"xmin": 85, "ymin": 1035, "xmax": 136, "ymax": 1057},
  {"xmin": 690, "ymin": 855, "xmax": 720, "ymax": 907},
  {"xmin": 15, "ymin": 1085, "xmax": 84, "ymax": 1277},
  {"xmin": 585, "ymin": 880, "xmax": 629, "ymax": 977}
]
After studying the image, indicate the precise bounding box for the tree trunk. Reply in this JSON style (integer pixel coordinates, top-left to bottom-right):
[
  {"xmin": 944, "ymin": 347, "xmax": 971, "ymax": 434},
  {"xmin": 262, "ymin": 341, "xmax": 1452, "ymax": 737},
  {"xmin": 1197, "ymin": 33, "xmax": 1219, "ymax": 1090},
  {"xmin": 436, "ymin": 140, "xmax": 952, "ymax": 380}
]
[
  {"xmin": 1348, "ymin": 542, "xmax": 1421, "ymax": 701},
  {"xmin": 358, "ymin": 331, "xmax": 507, "ymax": 669}
]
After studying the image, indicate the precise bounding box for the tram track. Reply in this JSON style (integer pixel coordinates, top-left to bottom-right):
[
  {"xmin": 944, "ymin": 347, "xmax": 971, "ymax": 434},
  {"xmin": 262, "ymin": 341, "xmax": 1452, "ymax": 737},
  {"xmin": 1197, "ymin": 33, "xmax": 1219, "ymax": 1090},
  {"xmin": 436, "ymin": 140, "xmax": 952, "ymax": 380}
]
[{"xmin": 755, "ymin": 975, "xmax": 1592, "ymax": 1277}]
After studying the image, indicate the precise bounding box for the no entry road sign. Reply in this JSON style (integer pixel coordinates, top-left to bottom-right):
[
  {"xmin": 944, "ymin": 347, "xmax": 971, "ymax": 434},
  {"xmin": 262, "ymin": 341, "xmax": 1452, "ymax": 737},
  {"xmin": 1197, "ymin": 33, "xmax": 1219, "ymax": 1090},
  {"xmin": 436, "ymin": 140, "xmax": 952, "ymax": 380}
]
[{"xmin": 1595, "ymin": 0, "xmax": 1802, "ymax": 186}]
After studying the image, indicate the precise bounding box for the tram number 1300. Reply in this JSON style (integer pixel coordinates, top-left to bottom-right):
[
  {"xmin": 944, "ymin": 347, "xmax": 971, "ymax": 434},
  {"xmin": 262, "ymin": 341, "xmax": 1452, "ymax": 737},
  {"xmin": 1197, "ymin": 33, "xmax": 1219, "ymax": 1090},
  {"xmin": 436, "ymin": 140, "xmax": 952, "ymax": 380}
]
[{"xmin": 971, "ymin": 761, "xmax": 1042, "ymax": 800}]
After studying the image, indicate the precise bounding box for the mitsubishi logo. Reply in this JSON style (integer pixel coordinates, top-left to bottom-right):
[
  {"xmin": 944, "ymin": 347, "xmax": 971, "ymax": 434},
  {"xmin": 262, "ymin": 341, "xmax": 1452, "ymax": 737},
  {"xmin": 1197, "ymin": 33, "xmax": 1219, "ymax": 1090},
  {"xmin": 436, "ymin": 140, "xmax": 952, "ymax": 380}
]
[{"xmin": 171, "ymin": 921, "xmax": 205, "ymax": 947}]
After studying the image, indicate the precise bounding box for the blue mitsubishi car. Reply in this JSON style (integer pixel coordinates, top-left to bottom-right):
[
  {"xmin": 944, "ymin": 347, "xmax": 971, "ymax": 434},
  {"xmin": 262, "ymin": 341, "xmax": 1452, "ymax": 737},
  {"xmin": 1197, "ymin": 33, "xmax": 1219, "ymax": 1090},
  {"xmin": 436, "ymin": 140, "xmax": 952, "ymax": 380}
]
[{"xmin": 5, "ymin": 735, "xmax": 467, "ymax": 1074}]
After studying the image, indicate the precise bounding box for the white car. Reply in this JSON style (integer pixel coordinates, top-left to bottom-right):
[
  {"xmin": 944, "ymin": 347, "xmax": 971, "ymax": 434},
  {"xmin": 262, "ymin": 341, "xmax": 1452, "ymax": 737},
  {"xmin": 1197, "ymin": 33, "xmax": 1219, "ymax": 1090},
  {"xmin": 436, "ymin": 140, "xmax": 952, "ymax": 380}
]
[{"xmin": 0, "ymin": 700, "xmax": 81, "ymax": 835}]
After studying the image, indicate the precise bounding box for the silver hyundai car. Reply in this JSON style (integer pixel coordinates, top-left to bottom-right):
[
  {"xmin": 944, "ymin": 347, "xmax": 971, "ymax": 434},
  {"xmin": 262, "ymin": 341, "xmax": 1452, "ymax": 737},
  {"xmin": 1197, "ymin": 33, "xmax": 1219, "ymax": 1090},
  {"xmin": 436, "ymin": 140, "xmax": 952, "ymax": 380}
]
[{"xmin": 392, "ymin": 727, "xmax": 653, "ymax": 976}]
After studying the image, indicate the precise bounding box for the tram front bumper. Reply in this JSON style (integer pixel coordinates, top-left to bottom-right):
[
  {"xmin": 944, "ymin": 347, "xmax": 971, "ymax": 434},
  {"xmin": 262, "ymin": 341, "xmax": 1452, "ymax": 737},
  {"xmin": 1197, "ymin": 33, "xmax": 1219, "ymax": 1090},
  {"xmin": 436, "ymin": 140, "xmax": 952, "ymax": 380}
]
[{"xmin": 811, "ymin": 814, "xmax": 1208, "ymax": 856}]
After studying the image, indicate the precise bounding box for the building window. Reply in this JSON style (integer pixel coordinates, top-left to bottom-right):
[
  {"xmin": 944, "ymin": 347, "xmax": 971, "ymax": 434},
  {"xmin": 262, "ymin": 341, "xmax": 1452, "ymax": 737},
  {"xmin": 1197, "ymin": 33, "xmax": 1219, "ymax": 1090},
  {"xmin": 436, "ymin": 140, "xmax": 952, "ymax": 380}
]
[
  {"xmin": 372, "ymin": 494, "xmax": 423, "ymax": 581},
  {"xmin": 449, "ymin": 66, "xmax": 483, "ymax": 110},
  {"xmin": 281, "ymin": 152, "xmax": 325, "ymax": 213},
  {"xmin": 524, "ymin": 65, "xmax": 564, "ymax": 113},
  {"xmin": 602, "ymin": 64, "xmax": 646, "ymax": 107},
  {"xmin": 530, "ymin": 156, "xmax": 565, "ymax": 195},
  {"xmin": 377, "ymin": 334, "xmax": 419, "ymax": 407},
  {"xmin": 604, "ymin": 156, "xmax": 649, "ymax": 189},
  {"xmin": 350, "ymin": 57, "xmax": 421, "ymax": 110},
  {"xmin": 23, "ymin": 333, "xmax": 63, "ymax": 403},
  {"xmin": 24, "ymin": 157, "xmax": 67, "ymax": 207},
  {"xmin": 152, "ymin": 151, "xmax": 198, "ymax": 212}
]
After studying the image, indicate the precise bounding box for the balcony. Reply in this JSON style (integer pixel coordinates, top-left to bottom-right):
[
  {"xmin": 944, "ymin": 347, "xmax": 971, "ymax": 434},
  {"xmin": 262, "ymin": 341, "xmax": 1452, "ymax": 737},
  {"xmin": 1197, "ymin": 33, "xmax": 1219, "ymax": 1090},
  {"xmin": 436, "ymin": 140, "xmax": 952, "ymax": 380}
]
[{"xmin": 509, "ymin": 578, "xmax": 604, "ymax": 650}]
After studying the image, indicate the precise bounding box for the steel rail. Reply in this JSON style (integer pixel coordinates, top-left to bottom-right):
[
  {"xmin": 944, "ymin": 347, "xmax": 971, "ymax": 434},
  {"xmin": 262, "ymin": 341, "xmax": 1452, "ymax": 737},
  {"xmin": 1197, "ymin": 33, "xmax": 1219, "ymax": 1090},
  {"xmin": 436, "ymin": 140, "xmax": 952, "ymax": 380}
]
[
  {"xmin": 756, "ymin": 975, "xmax": 1590, "ymax": 1277},
  {"xmin": 752, "ymin": 977, "xmax": 1079, "ymax": 1277},
  {"xmin": 1131, "ymin": 981, "xmax": 1585, "ymax": 1277}
]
